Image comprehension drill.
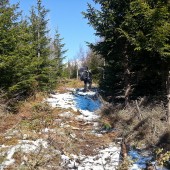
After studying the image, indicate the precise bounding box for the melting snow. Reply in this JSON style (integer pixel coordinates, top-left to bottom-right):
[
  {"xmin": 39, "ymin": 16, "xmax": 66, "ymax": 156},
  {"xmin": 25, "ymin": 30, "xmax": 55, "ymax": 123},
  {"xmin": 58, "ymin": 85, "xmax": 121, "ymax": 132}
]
[
  {"xmin": 129, "ymin": 150, "xmax": 169, "ymax": 170},
  {"xmin": 45, "ymin": 89, "xmax": 101, "ymax": 122},
  {"xmin": 61, "ymin": 145, "xmax": 121, "ymax": 170},
  {"xmin": 0, "ymin": 139, "xmax": 48, "ymax": 170},
  {"xmin": 1, "ymin": 88, "xmax": 162, "ymax": 170},
  {"xmin": 129, "ymin": 150, "xmax": 152, "ymax": 169},
  {"xmin": 46, "ymin": 93, "xmax": 77, "ymax": 111},
  {"xmin": 45, "ymin": 89, "xmax": 122, "ymax": 169}
]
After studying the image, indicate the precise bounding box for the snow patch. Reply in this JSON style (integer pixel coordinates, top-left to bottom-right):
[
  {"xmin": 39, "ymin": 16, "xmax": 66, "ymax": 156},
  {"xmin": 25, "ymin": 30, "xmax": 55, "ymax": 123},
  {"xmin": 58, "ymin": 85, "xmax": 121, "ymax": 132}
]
[
  {"xmin": 45, "ymin": 89, "xmax": 101, "ymax": 122},
  {"xmin": 41, "ymin": 128, "xmax": 56, "ymax": 133},
  {"xmin": 129, "ymin": 150, "xmax": 152, "ymax": 169},
  {"xmin": 0, "ymin": 139, "xmax": 48, "ymax": 170},
  {"xmin": 61, "ymin": 145, "xmax": 121, "ymax": 170},
  {"xmin": 129, "ymin": 150, "xmax": 169, "ymax": 170},
  {"xmin": 59, "ymin": 111, "xmax": 74, "ymax": 118},
  {"xmin": 46, "ymin": 93, "xmax": 77, "ymax": 111}
]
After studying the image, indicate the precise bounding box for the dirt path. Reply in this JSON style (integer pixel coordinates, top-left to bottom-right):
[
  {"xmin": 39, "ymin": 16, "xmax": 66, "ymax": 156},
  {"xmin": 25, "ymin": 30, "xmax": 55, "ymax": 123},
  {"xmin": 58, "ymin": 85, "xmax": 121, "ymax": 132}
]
[
  {"xmin": 46, "ymin": 88, "xmax": 121, "ymax": 169},
  {"xmin": 0, "ymin": 88, "xmax": 121, "ymax": 170}
]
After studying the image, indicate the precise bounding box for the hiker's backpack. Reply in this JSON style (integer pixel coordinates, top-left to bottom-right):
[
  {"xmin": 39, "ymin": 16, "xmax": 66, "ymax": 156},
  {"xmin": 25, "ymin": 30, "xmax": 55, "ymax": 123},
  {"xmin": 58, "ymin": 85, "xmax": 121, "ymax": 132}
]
[
  {"xmin": 79, "ymin": 67, "xmax": 91, "ymax": 81},
  {"xmin": 80, "ymin": 71, "xmax": 88, "ymax": 81}
]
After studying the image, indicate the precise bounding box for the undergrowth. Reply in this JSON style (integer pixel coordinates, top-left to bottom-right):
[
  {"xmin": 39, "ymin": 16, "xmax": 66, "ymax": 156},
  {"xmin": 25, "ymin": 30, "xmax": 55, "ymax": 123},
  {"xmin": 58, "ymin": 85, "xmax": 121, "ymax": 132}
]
[
  {"xmin": 2, "ymin": 79, "xmax": 169, "ymax": 169},
  {"xmin": 0, "ymin": 79, "xmax": 114, "ymax": 169},
  {"xmin": 100, "ymin": 100, "xmax": 170, "ymax": 168}
]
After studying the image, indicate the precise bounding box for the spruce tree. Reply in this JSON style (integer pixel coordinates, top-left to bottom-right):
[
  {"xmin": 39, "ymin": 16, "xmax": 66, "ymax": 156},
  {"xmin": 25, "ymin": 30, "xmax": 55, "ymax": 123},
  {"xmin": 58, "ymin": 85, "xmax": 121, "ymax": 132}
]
[
  {"xmin": 119, "ymin": 0, "xmax": 170, "ymax": 96},
  {"xmin": 48, "ymin": 29, "xmax": 67, "ymax": 87},
  {"xmin": 84, "ymin": 49, "xmax": 104, "ymax": 81},
  {"xmin": 0, "ymin": 1, "xmax": 41, "ymax": 110},
  {"xmin": 83, "ymin": 0, "xmax": 132, "ymax": 102},
  {"xmin": 9, "ymin": 19, "xmax": 39, "ymax": 96},
  {"xmin": 83, "ymin": 0, "xmax": 170, "ymax": 103},
  {"xmin": 52, "ymin": 29, "xmax": 67, "ymax": 75},
  {"xmin": 29, "ymin": 0, "xmax": 51, "ymax": 91},
  {"xmin": 0, "ymin": 0, "xmax": 20, "ymax": 89}
]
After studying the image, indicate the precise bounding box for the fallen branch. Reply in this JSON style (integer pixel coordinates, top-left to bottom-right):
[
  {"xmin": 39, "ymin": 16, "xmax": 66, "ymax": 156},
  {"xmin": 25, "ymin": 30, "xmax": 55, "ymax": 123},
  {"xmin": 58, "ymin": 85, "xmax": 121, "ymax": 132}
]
[
  {"xmin": 129, "ymin": 96, "xmax": 147, "ymax": 115},
  {"xmin": 135, "ymin": 100, "xmax": 143, "ymax": 121}
]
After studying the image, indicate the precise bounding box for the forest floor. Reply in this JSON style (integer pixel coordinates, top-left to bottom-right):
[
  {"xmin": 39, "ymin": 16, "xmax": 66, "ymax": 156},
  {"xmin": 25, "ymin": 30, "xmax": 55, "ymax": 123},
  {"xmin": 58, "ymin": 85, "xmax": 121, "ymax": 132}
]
[{"xmin": 0, "ymin": 79, "xmax": 169, "ymax": 170}]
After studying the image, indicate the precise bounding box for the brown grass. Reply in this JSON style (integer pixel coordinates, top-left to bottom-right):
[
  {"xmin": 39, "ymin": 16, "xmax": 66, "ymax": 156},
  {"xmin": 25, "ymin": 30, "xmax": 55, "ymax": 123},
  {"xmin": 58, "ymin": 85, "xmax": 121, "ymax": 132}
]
[
  {"xmin": 56, "ymin": 79, "xmax": 84, "ymax": 93},
  {"xmin": 100, "ymin": 103, "xmax": 168, "ymax": 148},
  {"xmin": 0, "ymin": 78, "xmax": 123, "ymax": 169},
  {"xmin": 0, "ymin": 114, "xmax": 21, "ymax": 134}
]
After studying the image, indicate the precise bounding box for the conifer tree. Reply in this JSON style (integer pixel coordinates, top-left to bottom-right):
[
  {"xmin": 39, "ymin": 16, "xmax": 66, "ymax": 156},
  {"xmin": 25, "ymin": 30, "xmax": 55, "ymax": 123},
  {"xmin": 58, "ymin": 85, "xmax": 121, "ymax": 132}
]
[
  {"xmin": 0, "ymin": 0, "xmax": 68, "ymax": 111},
  {"xmin": 119, "ymin": 0, "xmax": 170, "ymax": 96},
  {"xmin": 83, "ymin": 0, "xmax": 132, "ymax": 102},
  {"xmin": 29, "ymin": 0, "xmax": 52, "ymax": 91},
  {"xmin": 0, "ymin": 0, "xmax": 20, "ymax": 89},
  {"xmin": 83, "ymin": 0, "xmax": 170, "ymax": 103},
  {"xmin": 48, "ymin": 29, "xmax": 67, "ymax": 87},
  {"xmin": 51, "ymin": 29, "xmax": 67, "ymax": 75},
  {"xmin": 84, "ymin": 49, "xmax": 104, "ymax": 81},
  {"xmin": 0, "ymin": 0, "xmax": 41, "ymax": 108},
  {"xmin": 9, "ymin": 19, "xmax": 39, "ymax": 96}
]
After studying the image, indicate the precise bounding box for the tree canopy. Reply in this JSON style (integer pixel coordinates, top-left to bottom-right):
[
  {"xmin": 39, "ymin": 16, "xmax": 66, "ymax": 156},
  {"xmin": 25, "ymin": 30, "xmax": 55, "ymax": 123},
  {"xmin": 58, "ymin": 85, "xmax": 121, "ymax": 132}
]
[
  {"xmin": 0, "ymin": 0, "xmax": 66, "ymax": 110},
  {"xmin": 83, "ymin": 0, "xmax": 170, "ymax": 103}
]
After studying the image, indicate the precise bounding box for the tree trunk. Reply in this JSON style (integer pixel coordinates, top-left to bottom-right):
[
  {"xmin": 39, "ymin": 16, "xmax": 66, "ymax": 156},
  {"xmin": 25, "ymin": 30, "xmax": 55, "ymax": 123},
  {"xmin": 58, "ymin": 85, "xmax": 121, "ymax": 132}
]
[
  {"xmin": 37, "ymin": 1, "xmax": 41, "ymax": 58},
  {"xmin": 167, "ymin": 71, "xmax": 170, "ymax": 124},
  {"xmin": 38, "ymin": 30, "xmax": 40, "ymax": 58},
  {"xmin": 124, "ymin": 43, "xmax": 131, "ymax": 107},
  {"xmin": 76, "ymin": 63, "xmax": 79, "ymax": 80},
  {"xmin": 103, "ymin": 59, "xmax": 105, "ymax": 79}
]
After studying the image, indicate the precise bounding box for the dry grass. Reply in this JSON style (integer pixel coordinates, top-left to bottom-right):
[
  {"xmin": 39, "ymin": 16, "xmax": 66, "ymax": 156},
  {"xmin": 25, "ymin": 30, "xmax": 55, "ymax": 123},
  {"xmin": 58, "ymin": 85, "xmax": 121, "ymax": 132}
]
[
  {"xmin": 2, "ymin": 79, "xmax": 167, "ymax": 170},
  {"xmin": 0, "ymin": 79, "xmax": 119, "ymax": 169},
  {"xmin": 0, "ymin": 92, "xmax": 47, "ymax": 135},
  {"xmin": 99, "ymin": 102, "xmax": 170, "ymax": 169},
  {"xmin": 0, "ymin": 114, "xmax": 21, "ymax": 134},
  {"xmin": 100, "ymin": 103, "xmax": 169, "ymax": 148},
  {"xmin": 56, "ymin": 79, "xmax": 84, "ymax": 93},
  {"xmin": 0, "ymin": 80, "xmax": 75, "ymax": 134}
]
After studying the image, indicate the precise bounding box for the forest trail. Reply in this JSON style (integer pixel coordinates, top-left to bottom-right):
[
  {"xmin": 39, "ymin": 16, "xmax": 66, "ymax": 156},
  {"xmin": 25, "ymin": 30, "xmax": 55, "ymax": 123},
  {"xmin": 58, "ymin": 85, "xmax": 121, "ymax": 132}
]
[
  {"xmin": 46, "ymin": 88, "xmax": 121, "ymax": 169},
  {"xmin": 0, "ymin": 82, "xmax": 167, "ymax": 170},
  {"xmin": 0, "ymin": 86, "xmax": 121, "ymax": 170}
]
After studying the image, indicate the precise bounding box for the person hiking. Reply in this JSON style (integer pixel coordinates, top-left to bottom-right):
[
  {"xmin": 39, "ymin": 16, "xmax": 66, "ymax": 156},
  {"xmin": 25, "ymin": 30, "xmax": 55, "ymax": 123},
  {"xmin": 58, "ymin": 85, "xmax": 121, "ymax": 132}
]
[{"xmin": 79, "ymin": 66, "xmax": 92, "ymax": 92}]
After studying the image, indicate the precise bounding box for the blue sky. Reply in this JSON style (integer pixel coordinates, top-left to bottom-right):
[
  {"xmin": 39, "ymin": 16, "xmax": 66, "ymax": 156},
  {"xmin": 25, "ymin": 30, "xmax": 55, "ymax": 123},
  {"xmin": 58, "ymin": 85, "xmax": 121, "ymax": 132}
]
[{"xmin": 10, "ymin": 0, "xmax": 99, "ymax": 62}]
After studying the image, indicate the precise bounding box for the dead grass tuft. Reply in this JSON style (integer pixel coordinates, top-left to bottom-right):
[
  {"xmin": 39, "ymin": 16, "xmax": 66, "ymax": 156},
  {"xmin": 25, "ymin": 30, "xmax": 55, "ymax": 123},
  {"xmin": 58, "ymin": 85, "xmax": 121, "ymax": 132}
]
[
  {"xmin": 3, "ymin": 137, "xmax": 19, "ymax": 146},
  {"xmin": 100, "ymin": 103, "xmax": 168, "ymax": 148},
  {"xmin": 56, "ymin": 79, "xmax": 84, "ymax": 93},
  {"xmin": 0, "ymin": 79, "xmax": 123, "ymax": 169},
  {"xmin": 0, "ymin": 114, "xmax": 21, "ymax": 134}
]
